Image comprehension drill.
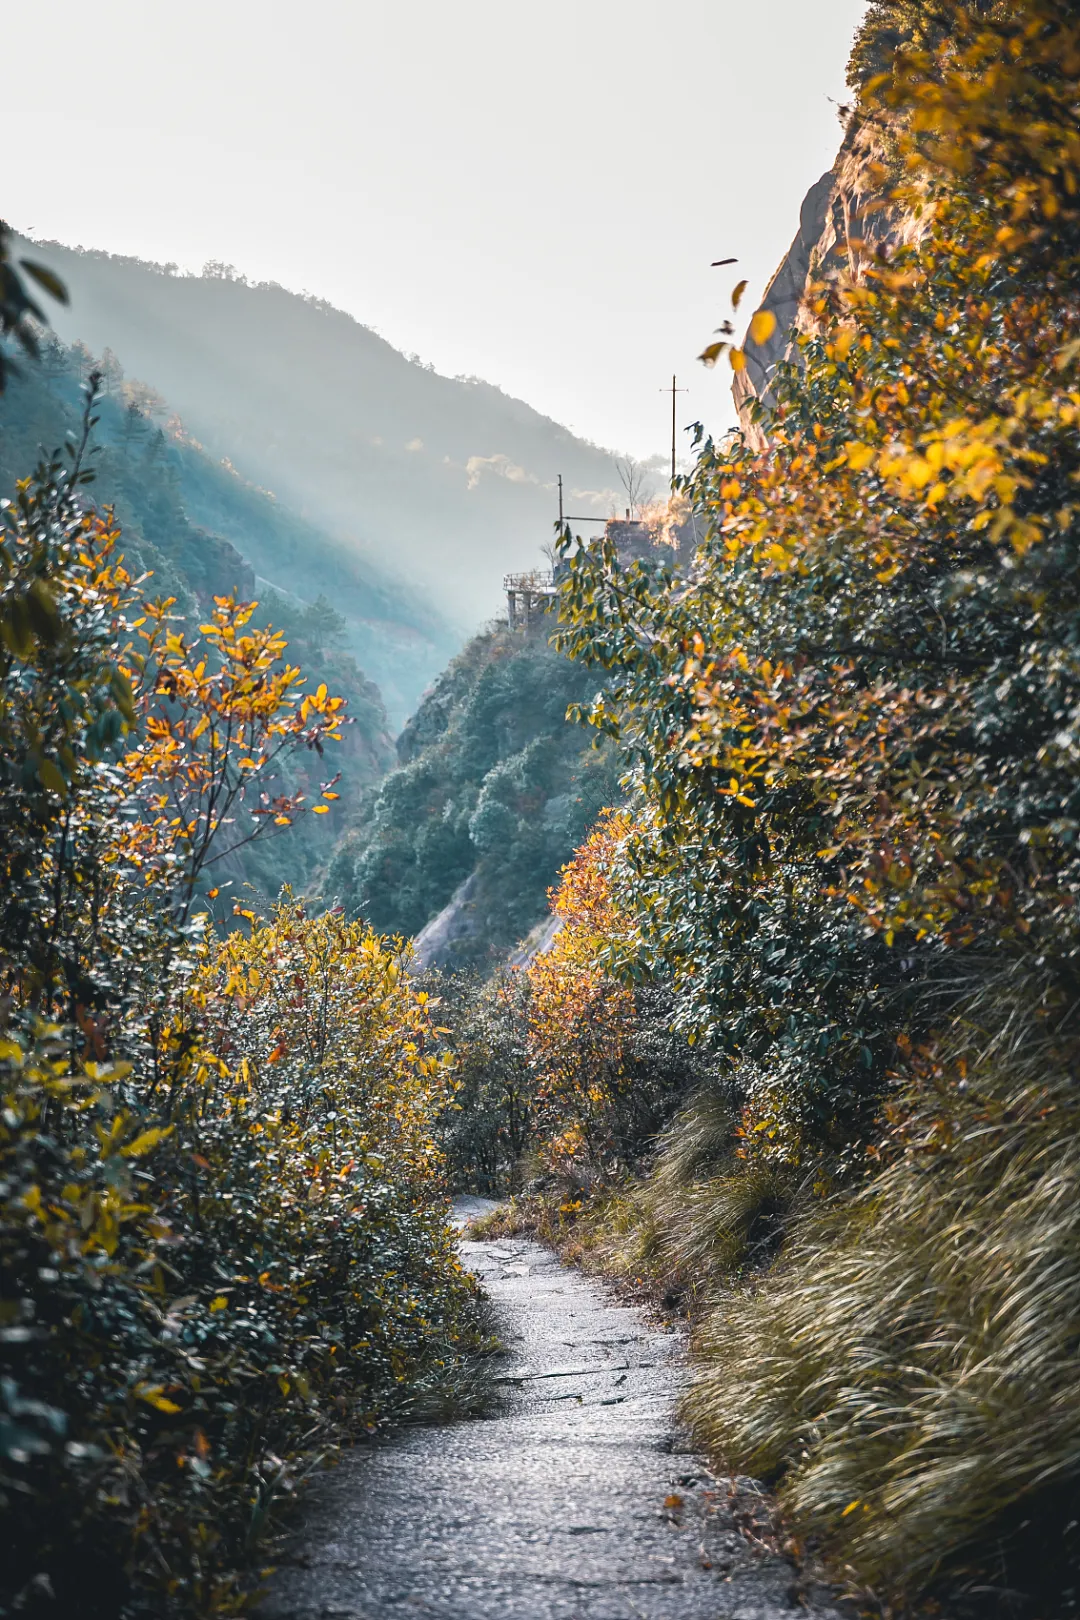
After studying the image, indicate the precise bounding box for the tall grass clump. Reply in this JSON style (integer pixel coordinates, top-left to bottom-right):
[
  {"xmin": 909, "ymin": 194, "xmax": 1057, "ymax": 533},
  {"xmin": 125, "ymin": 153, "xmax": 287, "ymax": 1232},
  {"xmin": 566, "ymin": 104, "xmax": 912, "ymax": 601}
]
[
  {"xmin": 685, "ymin": 976, "xmax": 1080, "ymax": 1608},
  {"xmin": 634, "ymin": 1089, "xmax": 801, "ymax": 1309}
]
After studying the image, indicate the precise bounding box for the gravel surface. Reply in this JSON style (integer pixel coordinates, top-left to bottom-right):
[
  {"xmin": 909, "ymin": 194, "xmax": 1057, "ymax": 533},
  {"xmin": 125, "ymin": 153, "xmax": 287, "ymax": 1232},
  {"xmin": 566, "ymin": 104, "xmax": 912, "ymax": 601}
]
[{"xmin": 259, "ymin": 1200, "xmax": 846, "ymax": 1620}]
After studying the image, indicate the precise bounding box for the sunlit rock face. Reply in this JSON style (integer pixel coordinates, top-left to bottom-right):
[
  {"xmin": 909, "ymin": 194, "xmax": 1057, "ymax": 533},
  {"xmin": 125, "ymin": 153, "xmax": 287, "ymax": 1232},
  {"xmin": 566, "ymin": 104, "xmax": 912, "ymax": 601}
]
[{"xmin": 733, "ymin": 119, "xmax": 922, "ymax": 446}]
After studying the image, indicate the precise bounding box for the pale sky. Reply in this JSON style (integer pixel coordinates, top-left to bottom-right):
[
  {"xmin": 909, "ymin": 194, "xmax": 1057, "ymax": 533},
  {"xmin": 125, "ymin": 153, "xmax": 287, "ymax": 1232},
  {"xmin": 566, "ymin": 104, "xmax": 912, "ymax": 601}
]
[{"xmin": 8, "ymin": 0, "xmax": 865, "ymax": 462}]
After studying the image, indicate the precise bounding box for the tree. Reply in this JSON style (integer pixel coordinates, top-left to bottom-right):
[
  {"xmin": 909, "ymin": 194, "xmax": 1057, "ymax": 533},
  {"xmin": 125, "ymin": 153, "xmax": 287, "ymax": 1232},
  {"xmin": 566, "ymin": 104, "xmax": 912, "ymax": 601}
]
[
  {"xmin": 120, "ymin": 398, "xmax": 148, "ymax": 458},
  {"xmin": 97, "ymin": 346, "xmax": 124, "ymax": 397},
  {"xmin": 613, "ymin": 455, "xmax": 652, "ymax": 518},
  {"xmin": 121, "ymin": 593, "xmax": 347, "ymax": 925}
]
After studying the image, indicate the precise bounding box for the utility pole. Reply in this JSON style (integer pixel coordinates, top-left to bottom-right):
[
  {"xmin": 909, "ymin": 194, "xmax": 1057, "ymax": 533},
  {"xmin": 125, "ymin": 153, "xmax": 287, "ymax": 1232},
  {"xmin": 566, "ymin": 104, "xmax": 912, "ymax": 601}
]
[
  {"xmin": 556, "ymin": 472, "xmax": 611, "ymax": 530},
  {"xmin": 661, "ymin": 375, "xmax": 688, "ymax": 488}
]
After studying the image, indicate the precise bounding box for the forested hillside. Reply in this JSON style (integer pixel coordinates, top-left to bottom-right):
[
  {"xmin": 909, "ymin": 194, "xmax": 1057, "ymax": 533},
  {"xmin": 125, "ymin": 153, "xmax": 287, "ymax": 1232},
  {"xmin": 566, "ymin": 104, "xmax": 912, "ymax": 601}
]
[
  {"xmin": 29, "ymin": 242, "xmax": 627, "ymax": 629},
  {"xmin": 0, "ymin": 340, "xmax": 401, "ymax": 907},
  {"xmin": 0, "ymin": 338, "xmax": 453, "ymax": 726},
  {"xmin": 328, "ymin": 613, "xmax": 621, "ymax": 967}
]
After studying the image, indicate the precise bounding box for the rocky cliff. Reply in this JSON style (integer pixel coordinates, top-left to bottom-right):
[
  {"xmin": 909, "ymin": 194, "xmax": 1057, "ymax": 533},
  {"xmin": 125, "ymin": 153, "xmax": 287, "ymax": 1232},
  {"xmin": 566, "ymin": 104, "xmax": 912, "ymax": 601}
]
[{"xmin": 733, "ymin": 118, "xmax": 915, "ymax": 442}]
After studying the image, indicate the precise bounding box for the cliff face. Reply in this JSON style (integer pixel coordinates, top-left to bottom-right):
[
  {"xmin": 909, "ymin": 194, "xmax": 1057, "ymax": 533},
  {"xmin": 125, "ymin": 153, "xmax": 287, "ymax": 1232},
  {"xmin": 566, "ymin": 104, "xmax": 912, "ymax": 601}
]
[
  {"xmin": 733, "ymin": 121, "xmax": 915, "ymax": 443},
  {"xmin": 731, "ymin": 167, "xmax": 837, "ymax": 440}
]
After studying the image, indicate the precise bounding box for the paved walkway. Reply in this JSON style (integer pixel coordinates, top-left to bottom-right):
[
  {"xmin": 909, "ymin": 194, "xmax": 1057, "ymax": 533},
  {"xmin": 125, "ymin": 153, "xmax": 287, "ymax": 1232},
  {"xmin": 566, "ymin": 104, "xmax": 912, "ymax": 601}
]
[{"xmin": 260, "ymin": 1202, "xmax": 844, "ymax": 1620}]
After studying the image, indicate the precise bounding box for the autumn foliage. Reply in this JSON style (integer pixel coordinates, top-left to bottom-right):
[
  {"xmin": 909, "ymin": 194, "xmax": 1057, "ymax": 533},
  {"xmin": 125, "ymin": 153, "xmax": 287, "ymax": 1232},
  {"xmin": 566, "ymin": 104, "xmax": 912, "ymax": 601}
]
[
  {"xmin": 526, "ymin": 813, "xmax": 635, "ymax": 1173},
  {"xmin": 122, "ymin": 594, "xmax": 346, "ymax": 924},
  {"xmin": 0, "ymin": 431, "xmax": 473, "ymax": 1617},
  {"xmin": 536, "ymin": 0, "xmax": 1080, "ymax": 1608},
  {"xmin": 519, "ymin": 811, "xmax": 716, "ymax": 1185}
]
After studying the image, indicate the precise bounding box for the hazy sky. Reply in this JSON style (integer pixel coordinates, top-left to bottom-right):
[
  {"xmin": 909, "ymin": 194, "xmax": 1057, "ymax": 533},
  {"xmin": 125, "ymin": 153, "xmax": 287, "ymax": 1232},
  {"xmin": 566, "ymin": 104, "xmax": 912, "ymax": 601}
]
[{"xmin": 8, "ymin": 0, "xmax": 865, "ymax": 462}]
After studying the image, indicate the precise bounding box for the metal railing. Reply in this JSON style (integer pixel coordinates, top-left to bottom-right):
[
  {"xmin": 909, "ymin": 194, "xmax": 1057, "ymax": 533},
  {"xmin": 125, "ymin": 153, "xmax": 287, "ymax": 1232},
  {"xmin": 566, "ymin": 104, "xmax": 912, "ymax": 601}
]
[{"xmin": 503, "ymin": 570, "xmax": 556, "ymax": 593}]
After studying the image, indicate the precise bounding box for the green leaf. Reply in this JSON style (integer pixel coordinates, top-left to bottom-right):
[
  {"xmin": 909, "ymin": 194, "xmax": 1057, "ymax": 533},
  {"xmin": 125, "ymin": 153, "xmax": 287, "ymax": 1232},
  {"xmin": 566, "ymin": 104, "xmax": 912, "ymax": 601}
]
[
  {"xmin": 18, "ymin": 260, "xmax": 69, "ymax": 305},
  {"xmin": 37, "ymin": 759, "xmax": 68, "ymax": 797}
]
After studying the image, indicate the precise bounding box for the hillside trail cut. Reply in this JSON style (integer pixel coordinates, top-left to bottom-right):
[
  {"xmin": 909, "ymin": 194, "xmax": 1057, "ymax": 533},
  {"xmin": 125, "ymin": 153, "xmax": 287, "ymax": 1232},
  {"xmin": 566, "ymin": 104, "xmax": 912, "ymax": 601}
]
[{"xmin": 260, "ymin": 1197, "xmax": 845, "ymax": 1620}]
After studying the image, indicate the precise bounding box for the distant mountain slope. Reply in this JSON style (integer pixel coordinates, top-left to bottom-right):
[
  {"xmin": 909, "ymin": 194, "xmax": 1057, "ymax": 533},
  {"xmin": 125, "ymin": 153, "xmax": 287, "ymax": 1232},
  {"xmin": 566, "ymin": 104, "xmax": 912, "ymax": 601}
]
[
  {"xmin": 326, "ymin": 614, "xmax": 621, "ymax": 969},
  {"xmin": 28, "ymin": 241, "xmax": 626, "ymax": 631},
  {"xmin": 2, "ymin": 334, "xmax": 455, "ymax": 725}
]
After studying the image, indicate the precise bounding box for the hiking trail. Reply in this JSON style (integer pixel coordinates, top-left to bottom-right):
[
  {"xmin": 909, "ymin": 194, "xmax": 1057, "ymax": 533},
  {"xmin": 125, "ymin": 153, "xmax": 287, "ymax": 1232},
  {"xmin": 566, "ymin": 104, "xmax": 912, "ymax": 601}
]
[{"xmin": 260, "ymin": 1197, "xmax": 845, "ymax": 1619}]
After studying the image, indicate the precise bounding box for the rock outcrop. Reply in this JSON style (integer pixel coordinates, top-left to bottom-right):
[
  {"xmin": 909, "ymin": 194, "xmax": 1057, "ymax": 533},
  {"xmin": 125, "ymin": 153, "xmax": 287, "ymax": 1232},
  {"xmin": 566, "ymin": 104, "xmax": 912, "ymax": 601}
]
[
  {"xmin": 734, "ymin": 119, "xmax": 916, "ymax": 444},
  {"xmin": 410, "ymin": 871, "xmax": 482, "ymax": 972}
]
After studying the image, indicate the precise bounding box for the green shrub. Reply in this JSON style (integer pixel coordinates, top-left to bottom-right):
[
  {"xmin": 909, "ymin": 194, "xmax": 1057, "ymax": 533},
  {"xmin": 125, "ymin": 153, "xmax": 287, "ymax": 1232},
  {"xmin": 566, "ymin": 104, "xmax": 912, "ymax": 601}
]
[{"xmin": 0, "ymin": 433, "xmax": 478, "ymax": 1617}]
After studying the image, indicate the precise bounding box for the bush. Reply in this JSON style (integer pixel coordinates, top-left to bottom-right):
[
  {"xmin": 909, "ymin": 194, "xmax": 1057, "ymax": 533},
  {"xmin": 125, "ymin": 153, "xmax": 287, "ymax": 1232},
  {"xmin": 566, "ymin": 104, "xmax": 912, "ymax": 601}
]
[
  {"xmin": 427, "ymin": 968, "xmax": 535, "ymax": 1193},
  {"xmin": 0, "ymin": 432, "xmax": 477, "ymax": 1616},
  {"xmin": 525, "ymin": 813, "xmax": 712, "ymax": 1181}
]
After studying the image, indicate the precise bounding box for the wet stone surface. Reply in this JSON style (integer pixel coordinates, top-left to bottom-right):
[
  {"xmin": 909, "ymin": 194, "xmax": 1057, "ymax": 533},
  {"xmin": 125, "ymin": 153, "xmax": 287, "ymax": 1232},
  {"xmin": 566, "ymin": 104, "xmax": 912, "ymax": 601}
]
[{"xmin": 260, "ymin": 1200, "xmax": 845, "ymax": 1620}]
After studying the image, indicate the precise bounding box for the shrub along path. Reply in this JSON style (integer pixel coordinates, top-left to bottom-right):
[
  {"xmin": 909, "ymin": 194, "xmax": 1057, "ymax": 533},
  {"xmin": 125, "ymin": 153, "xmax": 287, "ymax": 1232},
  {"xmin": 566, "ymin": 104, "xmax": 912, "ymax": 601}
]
[{"xmin": 260, "ymin": 1200, "xmax": 844, "ymax": 1620}]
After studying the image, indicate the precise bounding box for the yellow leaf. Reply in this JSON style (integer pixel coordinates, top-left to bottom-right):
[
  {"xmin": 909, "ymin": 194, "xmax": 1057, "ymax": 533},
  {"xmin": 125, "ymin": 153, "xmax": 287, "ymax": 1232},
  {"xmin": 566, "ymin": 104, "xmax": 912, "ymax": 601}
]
[
  {"xmin": 121, "ymin": 1125, "xmax": 173, "ymax": 1158},
  {"xmin": 844, "ymin": 440, "xmax": 875, "ymax": 472},
  {"xmin": 729, "ymin": 347, "xmax": 747, "ymax": 374},
  {"xmin": 312, "ymin": 805, "xmax": 329, "ymax": 814},
  {"xmin": 137, "ymin": 1385, "xmax": 182, "ymax": 1413},
  {"xmin": 748, "ymin": 309, "xmax": 777, "ymax": 346},
  {"xmin": 731, "ymin": 278, "xmax": 748, "ymax": 311},
  {"xmin": 210, "ymin": 1295, "xmax": 229, "ymax": 1312}
]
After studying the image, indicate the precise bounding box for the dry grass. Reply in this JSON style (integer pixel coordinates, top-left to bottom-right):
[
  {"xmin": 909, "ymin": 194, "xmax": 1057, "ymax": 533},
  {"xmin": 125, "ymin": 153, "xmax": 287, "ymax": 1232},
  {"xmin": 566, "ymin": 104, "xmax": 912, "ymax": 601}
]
[
  {"xmin": 477, "ymin": 995, "xmax": 1080, "ymax": 1611},
  {"xmin": 683, "ymin": 979, "xmax": 1080, "ymax": 1614},
  {"xmin": 469, "ymin": 1087, "xmax": 800, "ymax": 1316},
  {"xmin": 641, "ymin": 1090, "xmax": 801, "ymax": 1306}
]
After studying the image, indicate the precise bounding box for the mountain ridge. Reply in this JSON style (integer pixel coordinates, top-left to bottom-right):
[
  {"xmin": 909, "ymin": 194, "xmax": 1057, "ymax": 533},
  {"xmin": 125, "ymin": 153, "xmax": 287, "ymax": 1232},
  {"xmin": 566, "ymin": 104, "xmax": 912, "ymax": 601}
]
[{"xmin": 25, "ymin": 238, "xmax": 632, "ymax": 632}]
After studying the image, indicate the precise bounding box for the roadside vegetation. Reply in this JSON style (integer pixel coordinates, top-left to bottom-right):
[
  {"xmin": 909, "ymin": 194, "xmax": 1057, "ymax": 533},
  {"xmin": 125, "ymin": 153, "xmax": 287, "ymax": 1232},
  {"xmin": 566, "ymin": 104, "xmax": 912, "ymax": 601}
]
[
  {"xmin": 448, "ymin": 3, "xmax": 1080, "ymax": 1612},
  {"xmin": 5, "ymin": 0, "xmax": 1079, "ymax": 1612},
  {"xmin": 0, "ymin": 293, "xmax": 479, "ymax": 1615}
]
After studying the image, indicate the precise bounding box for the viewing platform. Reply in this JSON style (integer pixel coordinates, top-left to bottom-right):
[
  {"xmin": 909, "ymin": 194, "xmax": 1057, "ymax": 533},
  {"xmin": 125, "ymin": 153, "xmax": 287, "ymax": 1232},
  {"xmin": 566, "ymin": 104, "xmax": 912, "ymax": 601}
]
[{"xmin": 504, "ymin": 569, "xmax": 557, "ymax": 627}]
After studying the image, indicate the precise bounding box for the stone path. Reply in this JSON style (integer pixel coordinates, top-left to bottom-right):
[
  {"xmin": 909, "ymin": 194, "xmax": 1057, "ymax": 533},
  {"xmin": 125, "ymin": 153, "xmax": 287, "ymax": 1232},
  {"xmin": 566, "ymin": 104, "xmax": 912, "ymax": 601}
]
[{"xmin": 260, "ymin": 1199, "xmax": 844, "ymax": 1620}]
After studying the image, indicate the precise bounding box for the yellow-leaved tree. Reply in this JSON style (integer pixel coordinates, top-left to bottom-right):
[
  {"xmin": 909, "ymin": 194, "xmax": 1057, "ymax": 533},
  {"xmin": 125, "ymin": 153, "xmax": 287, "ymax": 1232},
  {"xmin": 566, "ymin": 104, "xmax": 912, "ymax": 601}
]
[{"xmin": 0, "ymin": 407, "xmax": 477, "ymax": 1619}]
